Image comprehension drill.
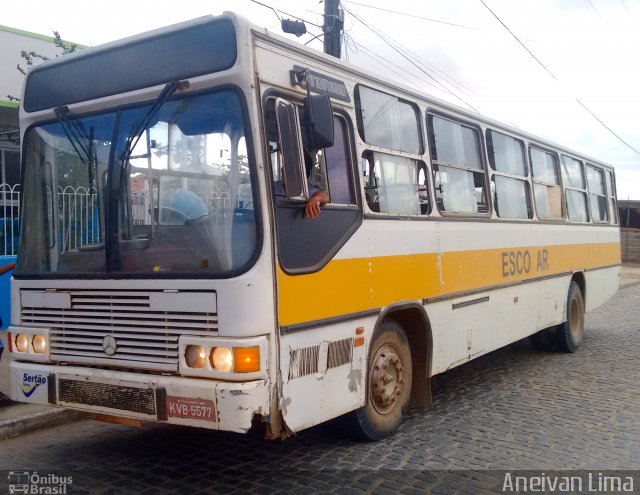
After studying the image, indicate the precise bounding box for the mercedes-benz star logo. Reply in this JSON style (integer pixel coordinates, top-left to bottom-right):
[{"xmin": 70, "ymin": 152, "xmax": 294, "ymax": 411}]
[{"xmin": 102, "ymin": 335, "xmax": 117, "ymax": 356}]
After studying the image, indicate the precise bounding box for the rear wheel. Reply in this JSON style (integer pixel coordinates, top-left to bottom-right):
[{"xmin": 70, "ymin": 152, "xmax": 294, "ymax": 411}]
[
  {"xmin": 554, "ymin": 281, "xmax": 585, "ymax": 353},
  {"xmin": 529, "ymin": 327, "xmax": 557, "ymax": 351},
  {"xmin": 347, "ymin": 319, "xmax": 412, "ymax": 441},
  {"xmin": 529, "ymin": 281, "xmax": 585, "ymax": 353}
]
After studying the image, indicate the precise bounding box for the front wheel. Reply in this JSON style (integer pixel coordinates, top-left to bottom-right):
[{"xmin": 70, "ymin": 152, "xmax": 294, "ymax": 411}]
[{"xmin": 347, "ymin": 319, "xmax": 412, "ymax": 441}]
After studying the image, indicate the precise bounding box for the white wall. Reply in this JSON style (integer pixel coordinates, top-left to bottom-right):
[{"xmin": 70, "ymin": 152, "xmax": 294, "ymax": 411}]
[{"xmin": 0, "ymin": 25, "xmax": 81, "ymax": 105}]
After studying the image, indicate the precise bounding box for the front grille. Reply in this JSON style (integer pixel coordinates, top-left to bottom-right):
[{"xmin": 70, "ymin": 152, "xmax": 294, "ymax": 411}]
[
  {"xmin": 58, "ymin": 378, "xmax": 158, "ymax": 416},
  {"xmin": 21, "ymin": 289, "xmax": 218, "ymax": 372}
]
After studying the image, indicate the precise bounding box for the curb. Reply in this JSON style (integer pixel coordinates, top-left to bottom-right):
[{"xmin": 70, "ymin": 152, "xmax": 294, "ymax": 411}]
[
  {"xmin": 620, "ymin": 280, "xmax": 640, "ymax": 290},
  {"xmin": 0, "ymin": 404, "xmax": 85, "ymax": 441}
]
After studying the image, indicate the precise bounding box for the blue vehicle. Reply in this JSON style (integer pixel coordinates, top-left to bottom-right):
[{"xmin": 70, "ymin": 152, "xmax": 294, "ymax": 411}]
[{"xmin": 0, "ymin": 259, "xmax": 16, "ymax": 365}]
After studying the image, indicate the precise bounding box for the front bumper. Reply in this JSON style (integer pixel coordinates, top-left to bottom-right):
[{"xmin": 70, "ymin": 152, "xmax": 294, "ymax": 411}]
[{"xmin": 9, "ymin": 361, "xmax": 270, "ymax": 434}]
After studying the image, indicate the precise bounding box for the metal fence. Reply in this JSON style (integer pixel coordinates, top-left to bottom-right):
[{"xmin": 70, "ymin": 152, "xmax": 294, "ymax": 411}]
[
  {"xmin": 0, "ymin": 183, "xmax": 101, "ymax": 257},
  {"xmin": 59, "ymin": 186, "xmax": 101, "ymax": 253},
  {"xmin": 0, "ymin": 185, "xmax": 239, "ymax": 256},
  {"xmin": 0, "ymin": 183, "xmax": 20, "ymax": 257}
]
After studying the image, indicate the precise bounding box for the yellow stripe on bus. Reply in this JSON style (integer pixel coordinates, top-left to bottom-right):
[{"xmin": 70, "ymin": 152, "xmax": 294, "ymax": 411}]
[{"xmin": 277, "ymin": 242, "xmax": 620, "ymax": 327}]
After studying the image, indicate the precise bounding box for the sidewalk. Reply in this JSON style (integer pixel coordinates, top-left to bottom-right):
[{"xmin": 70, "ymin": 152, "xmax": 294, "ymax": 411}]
[
  {"xmin": 0, "ymin": 263, "xmax": 638, "ymax": 441},
  {"xmin": 0, "ymin": 331, "xmax": 86, "ymax": 440},
  {"xmin": 620, "ymin": 262, "xmax": 640, "ymax": 288},
  {"xmin": 0, "ymin": 346, "xmax": 84, "ymax": 440},
  {"xmin": 0, "ymin": 400, "xmax": 83, "ymax": 440}
]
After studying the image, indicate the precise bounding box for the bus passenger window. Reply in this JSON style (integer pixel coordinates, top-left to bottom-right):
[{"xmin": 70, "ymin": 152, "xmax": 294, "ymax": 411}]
[
  {"xmin": 530, "ymin": 147, "xmax": 563, "ymax": 220},
  {"xmin": 561, "ymin": 155, "xmax": 585, "ymax": 188},
  {"xmin": 565, "ymin": 190, "xmax": 589, "ymax": 222},
  {"xmin": 487, "ymin": 130, "xmax": 532, "ymax": 219},
  {"xmin": 355, "ymin": 85, "xmax": 422, "ymax": 154},
  {"xmin": 417, "ymin": 163, "xmax": 430, "ymax": 214},
  {"xmin": 561, "ymin": 155, "xmax": 589, "ymax": 222},
  {"xmin": 605, "ymin": 170, "xmax": 618, "ymax": 224},
  {"xmin": 428, "ymin": 115, "xmax": 487, "ymax": 215},
  {"xmin": 586, "ymin": 165, "xmax": 608, "ymax": 222},
  {"xmin": 363, "ymin": 151, "xmax": 421, "ymax": 215}
]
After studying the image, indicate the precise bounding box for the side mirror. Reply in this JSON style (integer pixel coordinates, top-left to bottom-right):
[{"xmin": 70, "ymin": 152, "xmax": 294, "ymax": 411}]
[
  {"xmin": 275, "ymin": 99, "xmax": 307, "ymax": 200},
  {"xmin": 303, "ymin": 95, "xmax": 334, "ymax": 150}
]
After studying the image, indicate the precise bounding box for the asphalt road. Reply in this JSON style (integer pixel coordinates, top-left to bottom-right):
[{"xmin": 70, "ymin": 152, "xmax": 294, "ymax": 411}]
[{"xmin": 0, "ymin": 283, "xmax": 638, "ymax": 494}]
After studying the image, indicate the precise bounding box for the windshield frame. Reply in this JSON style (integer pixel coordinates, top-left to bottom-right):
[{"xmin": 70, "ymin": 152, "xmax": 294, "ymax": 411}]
[{"xmin": 15, "ymin": 85, "xmax": 263, "ymax": 280}]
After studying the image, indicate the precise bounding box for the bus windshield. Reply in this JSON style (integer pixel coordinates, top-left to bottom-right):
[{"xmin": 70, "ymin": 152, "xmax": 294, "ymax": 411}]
[{"xmin": 17, "ymin": 89, "xmax": 259, "ymax": 277}]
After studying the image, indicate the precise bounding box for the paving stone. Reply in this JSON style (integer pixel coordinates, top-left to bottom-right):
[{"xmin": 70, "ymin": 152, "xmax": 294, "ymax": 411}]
[{"xmin": 0, "ymin": 285, "xmax": 638, "ymax": 493}]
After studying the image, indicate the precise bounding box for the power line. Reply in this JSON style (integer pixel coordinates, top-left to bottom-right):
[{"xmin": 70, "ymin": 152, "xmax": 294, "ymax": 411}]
[
  {"xmin": 479, "ymin": 0, "xmax": 640, "ymax": 157},
  {"xmin": 346, "ymin": 8, "xmax": 469, "ymax": 105},
  {"xmin": 479, "ymin": 1, "xmax": 557, "ymax": 82},
  {"xmin": 247, "ymin": 0, "xmax": 323, "ymax": 28},
  {"xmin": 249, "ymin": 0, "xmax": 476, "ymax": 105},
  {"xmin": 346, "ymin": 5, "xmax": 478, "ymax": 98},
  {"xmin": 247, "ymin": 0, "xmax": 324, "ymax": 48},
  {"xmin": 620, "ymin": 0, "xmax": 632, "ymax": 16},
  {"xmin": 304, "ymin": 32, "xmax": 324, "ymax": 46},
  {"xmin": 345, "ymin": 7, "xmax": 479, "ymax": 112},
  {"xmin": 345, "ymin": 1, "xmax": 479, "ymax": 31},
  {"xmin": 586, "ymin": 0, "xmax": 603, "ymax": 19},
  {"xmin": 345, "ymin": 34, "xmax": 440, "ymax": 92}
]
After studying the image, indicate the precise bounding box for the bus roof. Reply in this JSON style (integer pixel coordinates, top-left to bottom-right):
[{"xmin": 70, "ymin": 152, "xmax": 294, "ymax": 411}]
[{"xmin": 22, "ymin": 11, "xmax": 613, "ymax": 170}]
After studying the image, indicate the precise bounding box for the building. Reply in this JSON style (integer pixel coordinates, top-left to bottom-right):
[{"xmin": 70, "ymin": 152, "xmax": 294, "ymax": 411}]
[
  {"xmin": 0, "ymin": 26, "xmax": 83, "ymax": 329},
  {"xmin": 2, "ymin": 26, "xmax": 80, "ymax": 184},
  {"xmin": 620, "ymin": 200, "xmax": 640, "ymax": 263}
]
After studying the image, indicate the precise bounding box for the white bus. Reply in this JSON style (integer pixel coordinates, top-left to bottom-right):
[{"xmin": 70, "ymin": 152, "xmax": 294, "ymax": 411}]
[{"xmin": 6, "ymin": 12, "xmax": 620, "ymax": 440}]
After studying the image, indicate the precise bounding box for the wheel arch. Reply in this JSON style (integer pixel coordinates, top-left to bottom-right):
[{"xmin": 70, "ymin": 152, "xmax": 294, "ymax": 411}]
[
  {"xmin": 375, "ymin": 302, "xmax": 433, "ymax": 408},
  {"xmin": 571, "ymin": 271, "xmax": 586, "ymax": 306}
]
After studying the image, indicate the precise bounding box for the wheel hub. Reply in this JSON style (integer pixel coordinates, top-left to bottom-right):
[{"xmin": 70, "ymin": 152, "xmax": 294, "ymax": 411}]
[
  {"xmin": 370, "ymin": 344, "xmax": 405, "ymax": 414},
  {"xmin": 570, "ymin": 297, "xmax": 583, "ymax": 341}
]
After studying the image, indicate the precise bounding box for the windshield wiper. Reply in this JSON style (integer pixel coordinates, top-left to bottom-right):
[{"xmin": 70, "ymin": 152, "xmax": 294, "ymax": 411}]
[
  {"xmin": 117, "ymin": 80, "xmax": 186, "ymax": 250},
  {"xmin": 120, "ymin": 80, "xmax": 185, "ymax": 163},
  {"xmin": 54, "ymin": 105, "xmax": 95, "ymax": 167},
  {"xmin": 54, "ymin": 105, "xmax": 97, "ymax": 200}
]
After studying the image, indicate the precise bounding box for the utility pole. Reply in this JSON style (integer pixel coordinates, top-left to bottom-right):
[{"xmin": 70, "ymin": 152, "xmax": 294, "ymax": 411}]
[{"xmin": 323, "ymin": 0, "xmax": 343, "ymax": 58}]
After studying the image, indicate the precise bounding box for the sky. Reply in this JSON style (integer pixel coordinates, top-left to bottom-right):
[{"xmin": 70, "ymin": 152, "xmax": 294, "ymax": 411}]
[{"xmin": 2, "ymin": 0, "xmax": 639, "ymax": 199}]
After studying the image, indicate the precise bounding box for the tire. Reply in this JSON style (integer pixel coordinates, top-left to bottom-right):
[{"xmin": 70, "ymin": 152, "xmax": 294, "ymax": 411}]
[
  {"xmin": 346, "ymin": 319, "xmax": 412, "ymax": 441},
  {"xmin": 554, "ymin": 281, "xmax": 585, "ymax": 353},
  {"xmin": 529, "ymin": 327, "xmax": 557, "ymax": 351}
]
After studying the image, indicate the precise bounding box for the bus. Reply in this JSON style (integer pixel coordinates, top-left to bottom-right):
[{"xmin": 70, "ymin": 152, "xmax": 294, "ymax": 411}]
[{"xmin": 6, "ymin": 12, "xmax": 620, "ymax": 441}]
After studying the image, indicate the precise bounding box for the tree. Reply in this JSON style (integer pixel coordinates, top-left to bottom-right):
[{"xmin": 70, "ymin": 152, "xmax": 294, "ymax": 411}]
[{"xmin": 7, "ymin": 31, "xmax": 77, "ymax": 102}]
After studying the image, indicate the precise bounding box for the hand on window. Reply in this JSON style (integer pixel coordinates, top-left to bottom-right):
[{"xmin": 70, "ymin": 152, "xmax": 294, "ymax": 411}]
[{"xmin": 305, "ymin": 191, "xmax": 329, "ymax": 219}]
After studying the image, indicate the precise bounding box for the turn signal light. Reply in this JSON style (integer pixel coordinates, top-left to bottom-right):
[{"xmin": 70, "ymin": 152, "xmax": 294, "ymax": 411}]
[{"xmin": 233, "ymin": 346, "xmax": 260, "ymax": 373}]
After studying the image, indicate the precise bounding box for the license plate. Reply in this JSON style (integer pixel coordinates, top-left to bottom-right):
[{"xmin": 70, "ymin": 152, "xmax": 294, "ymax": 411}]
[{"xmin": 166, "ymin": 396, "xmax": 216, "ymax": 422}]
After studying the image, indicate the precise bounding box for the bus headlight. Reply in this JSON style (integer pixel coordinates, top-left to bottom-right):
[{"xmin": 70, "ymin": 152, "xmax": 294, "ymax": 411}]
[
  {"xmin": 15, "ymin": 334, "xmax": 29, "ymax": 353},
  {"xmin": 210, "ymin": 347, "xmax": 233, "ymax": 372},
  {"xmin": 7, "ymin": 327, "xmax": 51, "ymax": 361},
  {"xmin": 179, "ymin": 336, "xmax": 267, "ymax": 380},
  {"xmin": 32, "ymin": 335, "xmax": 47, "ymax": 354},
  {"xmin": 184, "ymin": 345, "xmax": 206, "ymax": 368}
]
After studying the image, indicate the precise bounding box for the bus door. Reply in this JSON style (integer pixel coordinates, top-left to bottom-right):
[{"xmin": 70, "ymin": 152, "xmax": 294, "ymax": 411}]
[{"xmin": 265, "ymin": 93, "xmax": 368, "ymax": 430}]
